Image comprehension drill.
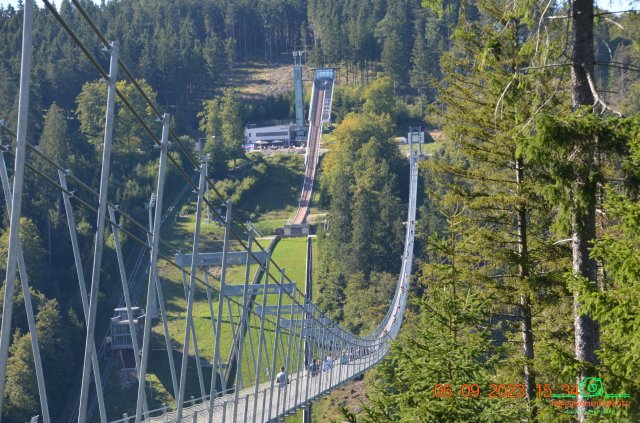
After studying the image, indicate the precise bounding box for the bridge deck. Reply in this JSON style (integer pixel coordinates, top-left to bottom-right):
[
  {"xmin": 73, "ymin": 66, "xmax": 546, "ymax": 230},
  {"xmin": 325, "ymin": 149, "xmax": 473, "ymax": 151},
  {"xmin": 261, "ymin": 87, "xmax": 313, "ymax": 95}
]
[
  {"xmin": 3, "ymin": 4, "xmax": 420, "ymax": 422},
  {"xmin": 128, "ymin": 148, "xmax": 420, "ymax": 423},
  {"xmin": 143, "ymin": 350, "xmax": 384, "ymax": 423}
]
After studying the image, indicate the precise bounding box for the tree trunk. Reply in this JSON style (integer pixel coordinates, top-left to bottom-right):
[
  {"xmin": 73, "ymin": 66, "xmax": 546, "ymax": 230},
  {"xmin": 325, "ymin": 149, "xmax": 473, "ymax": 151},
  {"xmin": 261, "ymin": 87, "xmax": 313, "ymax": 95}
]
[
  {"xmin": 571, "ymin": 0, "xmax": 595, "ymax": 108},
  {"xmin": 571, "ymin": 1, "xmax": 600, "ymax": 420},
  {"xmin": 47, "ymin": 209, "xmax": 52, "ymax": 272},
  {"xmin": 516, "ymin": 157, "xmax": 536, "ymax": 419},
  {"xmin": 521, "ymin": 296, "xmax": 535, "ymax": 407},
  {"xmin": 243, "ymin": 16, "xmax": 247, "ymax": 60}
]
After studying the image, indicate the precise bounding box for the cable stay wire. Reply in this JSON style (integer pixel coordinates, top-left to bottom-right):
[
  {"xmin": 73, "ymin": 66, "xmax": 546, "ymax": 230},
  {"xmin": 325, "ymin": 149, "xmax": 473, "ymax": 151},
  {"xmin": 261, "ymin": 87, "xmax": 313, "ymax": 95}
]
[
  {"xmin": 44, "ymin": 0, "xmax": 314, "ymax": 304},
  {"xmin": 63, "ymin": 0, "xmax": 312, "ymax": 291},
  {"xmin": 1, "ymin": 40, "xmax": 395, "ymax": 365},
  {"xmin": 0, "ymin": 146, "xmax": 356, "ymax": 345},
  {"xmin": 42, "ymin": 0, "xmax": 312, "ymax": 304},
  {"xmin": 0, "ymin": 134, "xmax": 348, "ymax": 341},
  {"xmin": 3, "ymin": 7, "xmax": 414, "ymax": 417}
]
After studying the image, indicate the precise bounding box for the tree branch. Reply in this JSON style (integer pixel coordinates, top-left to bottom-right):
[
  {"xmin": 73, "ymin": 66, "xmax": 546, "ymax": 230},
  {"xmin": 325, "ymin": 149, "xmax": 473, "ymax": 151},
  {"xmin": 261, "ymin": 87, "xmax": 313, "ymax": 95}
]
[
  {"xmin": 495, "ymin": 74, "xmax": 517, "ymax": 129},
  {"xmin": 535, "ymin": 0, "xmax": 555, "ymax": 57},
  {"xmin": 582, "ymin": 64, "xmax": 623, "ymax": 117}
]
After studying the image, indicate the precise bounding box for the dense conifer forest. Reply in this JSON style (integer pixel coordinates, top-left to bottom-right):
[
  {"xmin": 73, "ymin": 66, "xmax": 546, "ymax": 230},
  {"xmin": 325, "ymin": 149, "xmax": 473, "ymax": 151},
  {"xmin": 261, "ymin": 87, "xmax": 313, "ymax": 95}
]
[{"xmin": 0, "ymin": 0, "xmax": 639, "ymax": 421}]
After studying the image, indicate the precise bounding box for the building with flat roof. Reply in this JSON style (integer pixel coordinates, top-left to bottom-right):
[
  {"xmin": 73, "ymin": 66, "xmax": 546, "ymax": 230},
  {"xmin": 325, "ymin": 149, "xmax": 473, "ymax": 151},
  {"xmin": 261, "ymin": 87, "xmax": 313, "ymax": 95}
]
[{"xmin": 245, "ymin": 122, "xmax": 295, "ymax": 146}]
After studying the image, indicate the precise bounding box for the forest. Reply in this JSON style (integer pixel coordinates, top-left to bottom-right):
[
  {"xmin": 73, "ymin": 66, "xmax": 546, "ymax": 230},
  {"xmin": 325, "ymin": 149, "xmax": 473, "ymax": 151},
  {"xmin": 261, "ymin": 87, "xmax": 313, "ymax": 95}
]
[
  {"xmin": 329, "ymin": 2, "xmax": 640, "ymax": 423},
  {"xmin": 0, "ymin": 0, "xmax": 639, "ymax": 422}
]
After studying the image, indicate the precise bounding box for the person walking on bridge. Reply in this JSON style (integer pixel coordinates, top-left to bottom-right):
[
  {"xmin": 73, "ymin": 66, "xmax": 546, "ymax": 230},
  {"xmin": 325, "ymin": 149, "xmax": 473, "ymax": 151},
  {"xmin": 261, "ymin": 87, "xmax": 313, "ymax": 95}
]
[{"xmin": 276, "ymin": 366, "xmax": 289, "ymax": 388}]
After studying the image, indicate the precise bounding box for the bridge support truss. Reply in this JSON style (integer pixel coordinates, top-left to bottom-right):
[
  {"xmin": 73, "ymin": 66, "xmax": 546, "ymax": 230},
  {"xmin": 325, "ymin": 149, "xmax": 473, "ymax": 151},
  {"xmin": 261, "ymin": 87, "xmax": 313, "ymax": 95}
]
[{"xmin": 0, "ymin": 4, "xmax": 420, "ymax": 422}]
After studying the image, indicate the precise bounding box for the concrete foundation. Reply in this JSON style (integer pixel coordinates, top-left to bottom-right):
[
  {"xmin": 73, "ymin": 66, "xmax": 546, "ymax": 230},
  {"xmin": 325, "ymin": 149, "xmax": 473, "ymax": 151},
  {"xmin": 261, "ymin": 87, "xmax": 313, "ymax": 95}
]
[{"xmin": 284, "ymin": 224, "xmax": 310, "ymax": 237}]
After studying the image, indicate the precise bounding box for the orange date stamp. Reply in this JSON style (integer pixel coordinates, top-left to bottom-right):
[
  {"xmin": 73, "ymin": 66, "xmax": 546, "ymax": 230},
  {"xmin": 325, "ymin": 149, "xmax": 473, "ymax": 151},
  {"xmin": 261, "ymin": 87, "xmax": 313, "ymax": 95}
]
[
  {"xmin": 433, "ymin": 383, "xmax": 527, "ymax": 399},
  {"xmin": 433, "ymin": 377, "xmax": 633, "ymax": 405}
]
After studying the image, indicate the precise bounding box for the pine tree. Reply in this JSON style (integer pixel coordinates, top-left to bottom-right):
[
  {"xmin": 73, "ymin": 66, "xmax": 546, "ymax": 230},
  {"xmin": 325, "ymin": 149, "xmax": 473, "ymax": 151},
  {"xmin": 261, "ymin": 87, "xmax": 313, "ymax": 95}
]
[
  {"xmin": 199, "ymin": 97, "xmax": 228, "ymax": 177},
  {"xmin": 374, "ymin": 0, "xmax": 413, "ymax": 86},
  {"xmin": 343, "ymin": 271, "xmax": 396, "ymax": 335},
  {"xmin": 220, "ymin": 88, "xmax": 244, "ymax": 166},
  {"xmin": 409, "ymin": 11, "xmax": 432, "ymax": 101},
  {"xmin": 0, "ymin": 217, "xmax": 46, "ymax": 295},
  {"xmin": 31, "ymin": 103, "xmax": 69, "ymax": 222},
  {"xmin": 567, "ymin": 8, "xmax": 600, "ymax": 417},
  {"xmin": 2, "ymin": 295, "xmax": 70, "ymax": 421},
  {"xmin": 3, "ymin": 330, "xmax": 38, "ymax": 422},
  {"xmin": 316, "ymin": 227, "xmax": 347, "ymax": 322},
  {"xmin": 425, "ymin": 1, "xmax": 579, "ymax": 419},
  {"xmin": 359, "ymin": 210, "xmax": 510, "ymax": 422},
  {"xmin": 576, "ymin": 116, "xmax": 640, "ymax": 421},
  {"xmin": 526, "ymin": 109, "xmax": 638, "ymax": 420}
]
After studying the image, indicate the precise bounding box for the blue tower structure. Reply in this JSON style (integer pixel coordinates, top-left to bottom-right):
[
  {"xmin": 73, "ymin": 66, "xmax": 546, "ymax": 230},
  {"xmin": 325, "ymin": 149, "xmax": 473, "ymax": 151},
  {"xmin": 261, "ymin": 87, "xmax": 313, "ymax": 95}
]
[{"xmin": 293, "ymin": 51, "xmax": 306, "ymax": 144}]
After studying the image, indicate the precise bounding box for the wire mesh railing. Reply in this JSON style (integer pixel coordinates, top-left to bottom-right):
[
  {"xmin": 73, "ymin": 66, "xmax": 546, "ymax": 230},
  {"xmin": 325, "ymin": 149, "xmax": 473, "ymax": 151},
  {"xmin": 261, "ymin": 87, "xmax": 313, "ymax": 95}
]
[{"xmin": 0, "ymin": 2, "xmax": 420, "ymax": 422}]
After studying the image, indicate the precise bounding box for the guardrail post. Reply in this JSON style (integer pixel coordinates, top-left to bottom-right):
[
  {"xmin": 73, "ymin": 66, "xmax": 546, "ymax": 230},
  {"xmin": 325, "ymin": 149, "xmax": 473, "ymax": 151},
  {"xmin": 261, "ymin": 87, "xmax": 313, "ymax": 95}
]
[
  {"xmin": 210, "ymin": 201, "xmax": 233, "ymax": 420},
  {"xmin": 267, "ymin": 269, "xmax": 286, "ymax": 420},
  {"xmin": 251, "ymin": 248, "xmax": 272, "ymax": 423},
  {"xmin": 261, "ymin": 389, "xmax": 268, "ymax": 421},
  {"xmin": 221, "ymin": 400, "xmax": 227, "ymax": 423},
  {"xmin": 243, "ymin": 392, "xmax": 250, "ymax": 422},
  {"xmin": 232, "ymin": 228, "xmax": 254, "ymax": 422}
]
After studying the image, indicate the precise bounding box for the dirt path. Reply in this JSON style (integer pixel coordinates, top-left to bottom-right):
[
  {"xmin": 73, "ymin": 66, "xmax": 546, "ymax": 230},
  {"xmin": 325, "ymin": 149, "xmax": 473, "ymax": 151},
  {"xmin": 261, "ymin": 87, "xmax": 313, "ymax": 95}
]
[{"xmin": 229, "ymin": 62, "xmax": 296, "ymax": 98}]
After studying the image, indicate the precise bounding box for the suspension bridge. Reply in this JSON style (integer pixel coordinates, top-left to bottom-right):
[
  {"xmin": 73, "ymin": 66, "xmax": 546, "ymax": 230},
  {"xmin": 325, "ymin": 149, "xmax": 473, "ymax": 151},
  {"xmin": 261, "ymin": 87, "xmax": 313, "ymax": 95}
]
[{"xmin": 0, "ymin": 1, "xmax": 420, "ymax": 422}]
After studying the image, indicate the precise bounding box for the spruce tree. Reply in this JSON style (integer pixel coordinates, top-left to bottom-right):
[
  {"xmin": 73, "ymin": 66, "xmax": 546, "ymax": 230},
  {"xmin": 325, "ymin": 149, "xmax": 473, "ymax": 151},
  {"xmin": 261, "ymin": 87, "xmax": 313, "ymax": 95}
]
[
  {"xmin": 423, "ymin": 1, "xmax": 577, "ymax": 419},
  {"xmin": 220, "ymin": 88, "xmax": 244, "ymax": 166},
  {"xmin": 199, "ymin": 97, "xmax": 228, "ymax": 177},
  {"xmin": 576, "ymin": 116, "xmax": 640, "ymax": 421},
  {"xmin": 360, "ymin": 208, "xmax": 510, "ymax": 422},
  {"xmin": 567, "ymin": 8, "xmax": 605, "ymax": 419}
]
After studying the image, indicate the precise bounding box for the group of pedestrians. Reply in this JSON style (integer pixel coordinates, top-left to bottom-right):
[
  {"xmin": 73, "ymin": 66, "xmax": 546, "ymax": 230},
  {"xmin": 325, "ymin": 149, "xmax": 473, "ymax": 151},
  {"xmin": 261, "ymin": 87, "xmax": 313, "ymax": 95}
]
[
  {"xmin": 271, "ymin": 351, "xmax": 355, "ymax": 387},
  {"xmin": 309, "ymin": 354, "xmax": 342, "ymax": 377}
]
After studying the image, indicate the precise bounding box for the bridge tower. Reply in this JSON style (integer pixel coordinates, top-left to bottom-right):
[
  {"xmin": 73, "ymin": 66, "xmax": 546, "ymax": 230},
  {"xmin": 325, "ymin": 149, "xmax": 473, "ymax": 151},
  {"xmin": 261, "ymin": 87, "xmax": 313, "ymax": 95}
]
[
  {"xmin": 293, "ymin": 51, "xmax": 306, "ymax": 144},
  {"xmin": 408, "ymin": 126, "xmax": 424, "ymax": 156}
]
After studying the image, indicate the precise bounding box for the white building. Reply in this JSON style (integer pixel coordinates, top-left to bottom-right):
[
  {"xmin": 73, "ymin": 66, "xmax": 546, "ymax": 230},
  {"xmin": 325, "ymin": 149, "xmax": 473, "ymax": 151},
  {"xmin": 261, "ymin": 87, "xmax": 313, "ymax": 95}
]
[{"xmin": 245, "ymin": 123, "xmax": 294, "ymax": 145}]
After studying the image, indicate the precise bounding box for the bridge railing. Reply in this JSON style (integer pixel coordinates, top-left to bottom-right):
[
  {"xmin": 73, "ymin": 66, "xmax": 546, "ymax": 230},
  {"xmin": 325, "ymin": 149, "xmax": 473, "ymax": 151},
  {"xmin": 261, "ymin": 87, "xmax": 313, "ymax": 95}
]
[{"xmin": 0, "ymin": 3, "xmax": 419, "ymax": 423}]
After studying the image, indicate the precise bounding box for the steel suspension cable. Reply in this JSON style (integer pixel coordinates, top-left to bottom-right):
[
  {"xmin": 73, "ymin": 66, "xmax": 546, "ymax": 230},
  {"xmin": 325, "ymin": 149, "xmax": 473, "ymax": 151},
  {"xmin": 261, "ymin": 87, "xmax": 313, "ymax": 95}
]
[
  {"xmin": 65, "ymin": 0, "xmax": 318, "ymax": 297},
  {"xmin": 33, "ymin": 0, "xmax": 367, "ymax": 349},
  {"xmin": 0, "ymin": 142, "xmax": 308, "ymax": 335}
]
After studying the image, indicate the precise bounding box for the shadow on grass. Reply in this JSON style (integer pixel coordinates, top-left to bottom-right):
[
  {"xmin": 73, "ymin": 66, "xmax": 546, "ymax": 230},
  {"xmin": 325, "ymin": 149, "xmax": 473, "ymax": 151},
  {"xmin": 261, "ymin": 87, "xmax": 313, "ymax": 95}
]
[
  {"xmin": 148, "ymin": 332, "xmax": 221, "ymax": 406},
  {"xmin": 239, "ymin": 155, "xmax": 304, "ymax": 217},
  {"xmin": 100, "ymin": 332, "xmax": 220, "ymax": 421}
]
